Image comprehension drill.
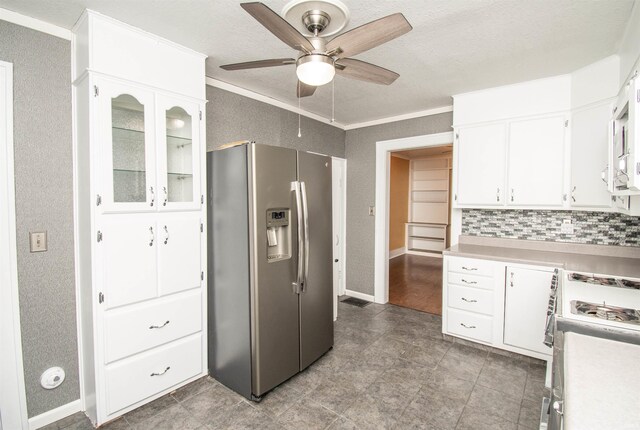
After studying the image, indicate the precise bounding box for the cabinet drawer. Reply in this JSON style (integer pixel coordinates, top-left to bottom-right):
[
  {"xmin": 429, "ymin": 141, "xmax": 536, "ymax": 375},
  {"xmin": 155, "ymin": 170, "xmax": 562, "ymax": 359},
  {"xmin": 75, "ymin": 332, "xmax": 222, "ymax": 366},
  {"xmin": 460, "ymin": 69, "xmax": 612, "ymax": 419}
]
[
  {"xmin": 408, "ymin": 224, "xmax": 446, "ymax": 239},
  {"xmin": 105, "ymin": 290, "xmax": 202, "ymax": 363},
  {"xmin": 447, "ymin": 309, "xmax": 492, "ymax": 344},
  {"xmin": 448, "ymin": 284, "xmax": 493, "ymax": 315},
  {"xmin": 447, "ymin": 272, "xmax": 494, "ymax": 290},
  {"xmin": 408, "ymin": 237, "xmax": 445, "ymax": 252},
  {"xmin": 105, "ymin": 334, "xmax": 202, "ymax": 415},
  {"xmin": 447, "ymin": 257, "xmax": 495, "ymax": 277}
]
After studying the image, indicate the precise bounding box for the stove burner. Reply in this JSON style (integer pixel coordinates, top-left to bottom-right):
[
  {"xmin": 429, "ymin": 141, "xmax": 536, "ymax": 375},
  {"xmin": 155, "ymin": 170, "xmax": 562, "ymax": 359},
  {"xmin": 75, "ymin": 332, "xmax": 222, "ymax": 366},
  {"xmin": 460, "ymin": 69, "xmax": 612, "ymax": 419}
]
[
  {"xmin": 568, "ymin": 273, "xmax": 618, "ymax": 286},
  {"xmin": 571, "ymin": 300, "xmax": 640, "ymax": 325},
  {"xmin": 619, "ymin": 278, "xmax": 640, "ymax": 290}
]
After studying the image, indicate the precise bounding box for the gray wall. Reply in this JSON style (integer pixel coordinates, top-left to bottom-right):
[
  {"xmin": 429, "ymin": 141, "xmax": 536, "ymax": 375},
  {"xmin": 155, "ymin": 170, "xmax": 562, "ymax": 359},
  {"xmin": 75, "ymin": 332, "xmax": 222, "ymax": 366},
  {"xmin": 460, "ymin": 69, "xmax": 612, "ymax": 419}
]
[
  {"xmin": 344, "ymin": 113, "xmax": 454, "ymax": 296},
  {"xmin": 206, "ymin": 86, "xmax": 345, "ymax": 157},
  {"xmin": 0, "ymin": 21, "xmax": 79, "ymax": 417}
]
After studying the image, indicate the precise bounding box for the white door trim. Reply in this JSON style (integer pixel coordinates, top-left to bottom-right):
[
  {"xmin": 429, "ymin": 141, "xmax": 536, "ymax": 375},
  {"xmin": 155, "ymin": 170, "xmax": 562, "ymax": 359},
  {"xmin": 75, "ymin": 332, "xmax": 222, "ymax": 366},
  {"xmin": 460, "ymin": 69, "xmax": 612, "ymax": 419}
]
[
  {"xmin": 374, "ymin": 132, "xmax": 455, "ymax": 304},
  {"xmin": 0, "ymin": 60, "xmax": 29, "ymax": 430},
  {"xmin": 331, "ymin": 157, "xmax": 347, "ymax": 320}
]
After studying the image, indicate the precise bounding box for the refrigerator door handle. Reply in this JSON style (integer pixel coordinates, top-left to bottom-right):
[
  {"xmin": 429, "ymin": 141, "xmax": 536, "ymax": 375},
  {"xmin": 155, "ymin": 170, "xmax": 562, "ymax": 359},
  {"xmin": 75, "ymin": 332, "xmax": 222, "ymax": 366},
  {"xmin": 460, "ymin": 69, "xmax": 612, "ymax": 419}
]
[
  {"xmin": 292, "ymin": 181, "xmax": 304, "ymax": 293},
  {"xmin": 300, "ymin": 181, "xmax": 310, "ymax": 291}
]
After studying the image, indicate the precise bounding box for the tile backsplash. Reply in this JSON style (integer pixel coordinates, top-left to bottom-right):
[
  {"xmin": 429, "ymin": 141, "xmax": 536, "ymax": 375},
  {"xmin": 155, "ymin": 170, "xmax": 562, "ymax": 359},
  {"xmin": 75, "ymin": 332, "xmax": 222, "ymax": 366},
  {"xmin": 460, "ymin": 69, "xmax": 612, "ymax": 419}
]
[{"xmin": 462, "ymin": 209, "xmax": 640, "ymax": 247}]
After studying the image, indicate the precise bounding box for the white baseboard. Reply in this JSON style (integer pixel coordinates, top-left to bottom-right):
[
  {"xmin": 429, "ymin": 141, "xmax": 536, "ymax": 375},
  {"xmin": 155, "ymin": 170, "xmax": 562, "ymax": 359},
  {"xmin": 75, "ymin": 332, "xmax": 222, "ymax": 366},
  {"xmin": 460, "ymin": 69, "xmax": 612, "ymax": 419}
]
[
  {"xmin": 389, "ymin": 247, "xmax": 406, "ymax": 259},
  {"xmin": 29, "ymin": 399, "xmax": 82, "ymax": 430},
  {"xmin": 344, "ymin": 289, "xmax": 375, "ymax": 302}
]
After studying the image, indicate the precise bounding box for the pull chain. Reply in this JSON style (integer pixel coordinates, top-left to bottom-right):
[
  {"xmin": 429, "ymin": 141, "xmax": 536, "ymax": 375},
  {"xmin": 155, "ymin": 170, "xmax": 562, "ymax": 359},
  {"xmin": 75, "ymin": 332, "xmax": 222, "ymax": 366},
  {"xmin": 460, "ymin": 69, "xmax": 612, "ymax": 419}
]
[
  {"xmin": 297, "ymin": 80, "xmax": 302, "ymax": 138},
  {"xmin": 331, "ymin": 78, "xmax": 335, "ymax": 123}
]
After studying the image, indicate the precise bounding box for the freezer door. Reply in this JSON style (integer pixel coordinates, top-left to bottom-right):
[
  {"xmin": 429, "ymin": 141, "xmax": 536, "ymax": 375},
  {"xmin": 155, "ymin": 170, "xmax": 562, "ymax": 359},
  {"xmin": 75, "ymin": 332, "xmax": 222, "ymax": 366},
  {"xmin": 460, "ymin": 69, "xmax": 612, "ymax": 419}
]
[
  {"xmin": 250, "ymin": 144, "xmax": 301, "ymax": 396},
  {"xmin": 297, "ymin": 151, "xmax": 334, "ymax": 370}
]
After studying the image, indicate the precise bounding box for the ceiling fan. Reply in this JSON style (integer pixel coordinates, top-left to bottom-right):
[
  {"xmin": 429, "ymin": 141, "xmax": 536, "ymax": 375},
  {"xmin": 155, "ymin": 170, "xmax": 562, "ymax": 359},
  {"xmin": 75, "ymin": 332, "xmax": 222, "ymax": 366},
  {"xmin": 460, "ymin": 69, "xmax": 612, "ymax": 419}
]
[{"xmin": 220, "ymin": 1, "xmax": 412, "ymax": 98}]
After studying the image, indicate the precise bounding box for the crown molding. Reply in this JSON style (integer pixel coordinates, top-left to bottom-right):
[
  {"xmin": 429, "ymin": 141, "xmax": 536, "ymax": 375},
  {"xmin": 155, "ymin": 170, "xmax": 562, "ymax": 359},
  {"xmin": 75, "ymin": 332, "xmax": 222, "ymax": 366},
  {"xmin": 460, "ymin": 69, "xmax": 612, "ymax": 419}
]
[
  {"xmin": 0, "ymin": 7, "xmax": 72, "ymax": 40},
  {"xmin": 343, "ymin": 105, "xmax": 453, "ymax": 130},
  {"xmin": 206, "ymin": 77, "xmax": 346, "ymax": 130}
]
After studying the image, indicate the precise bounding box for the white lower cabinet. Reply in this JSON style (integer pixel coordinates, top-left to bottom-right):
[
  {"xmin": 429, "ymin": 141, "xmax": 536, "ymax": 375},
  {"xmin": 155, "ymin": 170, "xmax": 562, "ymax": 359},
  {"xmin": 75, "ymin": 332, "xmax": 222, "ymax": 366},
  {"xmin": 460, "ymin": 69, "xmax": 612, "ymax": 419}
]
[
  {"xmin": 448, "ymin": 284, "xmax": 494, "ymax": 315},
  {"xmin": 447, "ymin": 308, "xmax": 493, "ymax": 343},
  {"xmin": 503, "ymin": 266, "xmax": 554, "ymax": 355},
  {"xmin": 105, "ymin": 334, "xmax": 202, "ymax": 415},
  {"xmin": 101, "ymin": 218, "xmax": 158, "ymax": 309},
  {"xmin": 443, "ymin": 255, "xmax": 554, "ymax": 360},
  {"xmin": 104, "ymin": 290, "xmax": 202, "ymax": 363}
]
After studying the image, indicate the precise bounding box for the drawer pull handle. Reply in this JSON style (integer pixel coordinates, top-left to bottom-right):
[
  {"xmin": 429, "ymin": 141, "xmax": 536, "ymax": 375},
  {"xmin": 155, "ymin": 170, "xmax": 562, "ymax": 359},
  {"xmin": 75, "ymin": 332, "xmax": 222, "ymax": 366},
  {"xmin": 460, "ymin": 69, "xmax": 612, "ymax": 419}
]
[
  {"xmin": 461, "ymin": 297, "xmax": 477, "ymax": 303},
  {"xmin": 461, "ymin": 279, "xmax": 477, "ymax": 285},
  {"xmin": 150, "ymin": 366, "xmax": 171, "ymax": 377},
  {"xmin": 461, "ymin": 266, "xmax": 477, "ymax": 271},
  {"xmin": 460, "ymin": 323, "xmax": 476, "ymax": 329},
  {"xmin": 149, "ymin": 320, "xmax": 170, "ymax": 329}
]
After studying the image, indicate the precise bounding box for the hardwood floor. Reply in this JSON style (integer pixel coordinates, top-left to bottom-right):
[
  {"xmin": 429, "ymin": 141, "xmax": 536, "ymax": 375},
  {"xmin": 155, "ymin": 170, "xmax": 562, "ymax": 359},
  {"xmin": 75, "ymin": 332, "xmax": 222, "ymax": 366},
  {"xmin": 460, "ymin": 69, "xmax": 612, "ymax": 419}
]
[{"xmin": 389, "ymin": 254, "xmax": 443, "ymax": 315}]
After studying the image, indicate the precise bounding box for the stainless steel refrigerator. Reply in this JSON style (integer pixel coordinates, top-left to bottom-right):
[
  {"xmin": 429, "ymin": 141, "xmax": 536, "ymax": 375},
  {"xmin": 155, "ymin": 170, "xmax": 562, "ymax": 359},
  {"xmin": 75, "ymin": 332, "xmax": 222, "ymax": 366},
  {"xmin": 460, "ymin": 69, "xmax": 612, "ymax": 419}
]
[{"xmin": 207, "ymin": 142, "xmax": 334, "ymax": 400}]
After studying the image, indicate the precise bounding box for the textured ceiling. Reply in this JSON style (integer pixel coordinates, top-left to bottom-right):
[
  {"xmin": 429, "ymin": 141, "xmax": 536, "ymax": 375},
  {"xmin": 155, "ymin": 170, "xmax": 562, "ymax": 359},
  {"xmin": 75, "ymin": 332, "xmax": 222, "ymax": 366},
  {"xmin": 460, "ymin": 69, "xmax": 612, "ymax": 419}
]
[{"xmin": 0, "ymin": 0, "xmax": 636, "ymax": 125}]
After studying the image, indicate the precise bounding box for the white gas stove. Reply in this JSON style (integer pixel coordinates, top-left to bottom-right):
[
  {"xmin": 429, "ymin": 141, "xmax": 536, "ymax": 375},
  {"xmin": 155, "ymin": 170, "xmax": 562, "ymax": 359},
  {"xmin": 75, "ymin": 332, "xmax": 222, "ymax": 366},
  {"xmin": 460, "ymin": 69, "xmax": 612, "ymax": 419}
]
[{"xmin": 560, "ymin": 271, "xmax": 640, "ymax": 331}]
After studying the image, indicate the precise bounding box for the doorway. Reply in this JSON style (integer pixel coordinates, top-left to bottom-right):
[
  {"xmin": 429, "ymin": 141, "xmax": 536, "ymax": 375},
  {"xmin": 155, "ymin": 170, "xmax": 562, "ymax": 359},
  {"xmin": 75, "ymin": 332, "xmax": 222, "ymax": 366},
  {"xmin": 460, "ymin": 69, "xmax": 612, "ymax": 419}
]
[
  {"xmin": 373, "ymin": 132, "xmax": 459, "ymax": 308},
  {"xmin": 387, "ymin": 146, "xmax": 452, "ymax": 314},
  {"xmin": 0, "ymin": 60, "xmax": 28, "ymax": 430}
]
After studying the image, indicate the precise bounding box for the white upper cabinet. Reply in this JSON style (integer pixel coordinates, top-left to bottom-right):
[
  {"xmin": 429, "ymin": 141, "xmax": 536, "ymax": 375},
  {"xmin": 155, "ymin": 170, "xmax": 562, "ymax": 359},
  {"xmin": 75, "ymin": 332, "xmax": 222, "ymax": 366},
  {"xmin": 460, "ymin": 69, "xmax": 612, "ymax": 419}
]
[
  {"xmin": 456, "ymin": 124, "xmax": 506, "ymax": 206},
  {"xmin": 507, "ymin": 115, "xmax": 567, "ymax": 207},
  {"xmin": 96, "ymin": 78, "xmax": 203, "ymax": 213},
  {"xmin": 99, "ymin": 80, "xmax": 157, "ymax": 213},
  {"xmin": 570, "ymin": 102, "xmax": 613, "ymax": 208},
  {"xmin": 156, "ymin": 95, "xmax": 201, "ymax": 211}
]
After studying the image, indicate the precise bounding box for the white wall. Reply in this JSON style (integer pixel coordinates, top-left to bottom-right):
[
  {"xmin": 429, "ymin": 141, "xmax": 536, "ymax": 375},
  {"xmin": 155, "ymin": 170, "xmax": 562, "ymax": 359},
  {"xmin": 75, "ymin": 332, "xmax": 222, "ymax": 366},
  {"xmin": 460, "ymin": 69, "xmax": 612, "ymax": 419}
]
[{"xmin": 571, "ymin": 55, "xmax": 620, "ymax": 108}]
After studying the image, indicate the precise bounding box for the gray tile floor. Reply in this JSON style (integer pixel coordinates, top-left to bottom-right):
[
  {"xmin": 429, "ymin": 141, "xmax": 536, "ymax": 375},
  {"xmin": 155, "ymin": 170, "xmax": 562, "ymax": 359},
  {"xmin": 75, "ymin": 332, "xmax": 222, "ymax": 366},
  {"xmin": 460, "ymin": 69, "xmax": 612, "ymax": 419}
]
[{"xmin": 48, "ymin": 301, "xmax": 547, "ymax": 430}]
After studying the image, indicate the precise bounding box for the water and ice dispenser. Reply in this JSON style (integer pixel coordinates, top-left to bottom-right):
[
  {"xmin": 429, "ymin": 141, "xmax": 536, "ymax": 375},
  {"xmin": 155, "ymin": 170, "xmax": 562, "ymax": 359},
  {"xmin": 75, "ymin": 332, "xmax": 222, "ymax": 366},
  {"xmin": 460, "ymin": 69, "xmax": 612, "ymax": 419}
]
[{"xmin": 266, "ymin": 209, "xmax": 291, "ymax": 262}]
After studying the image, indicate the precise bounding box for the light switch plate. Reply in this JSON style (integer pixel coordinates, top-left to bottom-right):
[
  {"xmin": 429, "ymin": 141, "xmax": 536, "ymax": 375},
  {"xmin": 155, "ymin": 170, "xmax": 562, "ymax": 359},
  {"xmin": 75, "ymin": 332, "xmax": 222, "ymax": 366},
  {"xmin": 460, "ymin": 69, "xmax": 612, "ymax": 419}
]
[{"xmin": 30, "ymin": 231, "xmax": 47, "ymax": 252}]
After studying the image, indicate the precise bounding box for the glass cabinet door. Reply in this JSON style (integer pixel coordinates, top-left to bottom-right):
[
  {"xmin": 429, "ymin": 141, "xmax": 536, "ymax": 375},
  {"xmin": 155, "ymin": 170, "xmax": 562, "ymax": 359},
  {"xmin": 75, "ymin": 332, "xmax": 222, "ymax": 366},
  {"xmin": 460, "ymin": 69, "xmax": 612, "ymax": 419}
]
[
  {"xmin": 98, "ymin": 79, "xmax": 156, "ymax": 212},
  {"xmin": 156, "ymin": 95, "xmax": 201, "ymax": 210}
]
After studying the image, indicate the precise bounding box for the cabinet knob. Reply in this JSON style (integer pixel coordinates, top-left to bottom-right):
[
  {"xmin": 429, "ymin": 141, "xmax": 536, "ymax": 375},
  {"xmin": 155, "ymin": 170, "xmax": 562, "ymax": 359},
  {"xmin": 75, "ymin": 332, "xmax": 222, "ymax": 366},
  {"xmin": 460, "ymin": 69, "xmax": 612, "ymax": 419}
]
[
  {"xmin": 162, "ymin": 186, "xmax": 168, "ymax": 206},
  {"xmin": 163, "ymin": 225, "xmax": 169, "ymax": 244},
  {"xmin": 149, "ymin": 226, "xmax": 154, "ymax": 246}
]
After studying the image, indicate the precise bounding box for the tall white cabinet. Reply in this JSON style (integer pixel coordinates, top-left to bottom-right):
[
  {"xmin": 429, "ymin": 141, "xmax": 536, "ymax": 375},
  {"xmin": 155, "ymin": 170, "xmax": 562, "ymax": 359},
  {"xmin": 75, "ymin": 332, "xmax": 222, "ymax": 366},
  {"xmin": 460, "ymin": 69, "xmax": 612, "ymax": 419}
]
[{"xmin": 72, "ymin": 11, "xmax": 207, "ymax": 425}]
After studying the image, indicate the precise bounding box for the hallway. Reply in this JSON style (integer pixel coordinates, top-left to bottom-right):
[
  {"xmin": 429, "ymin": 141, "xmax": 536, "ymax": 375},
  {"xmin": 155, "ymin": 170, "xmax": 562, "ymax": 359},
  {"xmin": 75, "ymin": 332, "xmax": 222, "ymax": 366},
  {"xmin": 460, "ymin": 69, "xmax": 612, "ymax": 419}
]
[{"xmin": 389, "ymin": 254, "xmax": 443, "ymax": 315}]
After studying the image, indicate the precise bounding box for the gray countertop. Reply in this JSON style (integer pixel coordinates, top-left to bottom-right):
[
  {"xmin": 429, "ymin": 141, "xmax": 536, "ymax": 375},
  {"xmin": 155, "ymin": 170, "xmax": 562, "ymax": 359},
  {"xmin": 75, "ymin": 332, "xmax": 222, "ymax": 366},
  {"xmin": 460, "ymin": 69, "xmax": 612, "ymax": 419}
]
[{"xmin": 444, "ymin": 236, "xmax": 640, "ymax": 279}]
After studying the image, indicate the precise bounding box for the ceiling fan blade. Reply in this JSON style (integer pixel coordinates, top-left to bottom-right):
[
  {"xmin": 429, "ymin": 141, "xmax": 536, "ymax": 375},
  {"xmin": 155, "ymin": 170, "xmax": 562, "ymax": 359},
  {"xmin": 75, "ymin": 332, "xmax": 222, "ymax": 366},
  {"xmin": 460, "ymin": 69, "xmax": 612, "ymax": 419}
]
[
  {"xmin": 297, "ymin": 81, "xmax": 317, "ymax": 98},
  {"xmin": 220, "ymin": 58, "xmax": 296, "ymax": 71},
  {"xmin": 241, "ymin": 2, "xmax": 314, "ymax": 52},
  {"xmin": 327, "ymin": 13, "xmax": 412, "ymax": 58},
  {"xmin": 335, "ymin": 58, "xmax": 399, "ymax": 85}
]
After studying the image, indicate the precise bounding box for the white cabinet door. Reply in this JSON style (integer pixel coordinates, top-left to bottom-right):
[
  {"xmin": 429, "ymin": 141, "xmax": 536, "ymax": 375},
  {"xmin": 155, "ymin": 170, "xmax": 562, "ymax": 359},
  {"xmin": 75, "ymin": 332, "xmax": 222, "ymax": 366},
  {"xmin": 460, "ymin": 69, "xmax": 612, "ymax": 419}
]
[
  {"xmin": 156, "ymin": 95, "xmax": 202, "ymax": 211},
  {"xmin": 507, "ymin": 115, "xmax": 566, "ymax": 206},
  {"xmin": 571, "ymin": 104, "xmax": 612, "ymax": 208},
  {"xmin": 97, "ymin": 78, "xmax": 157, "ymax": 213},
  {"xmin": 456, "ymin": 124, "xmax": 506, "ymax": 206},
  {"xmin": 157, "ymin": 213, "xmax": 202, "ymax": 296},
  {"xmin": 101, "ymin": 217, "xmax": 158, "ymax": 309},
  {"xmin": 503, "ymin": 266, "xmax": 553, "ymax": 356}
]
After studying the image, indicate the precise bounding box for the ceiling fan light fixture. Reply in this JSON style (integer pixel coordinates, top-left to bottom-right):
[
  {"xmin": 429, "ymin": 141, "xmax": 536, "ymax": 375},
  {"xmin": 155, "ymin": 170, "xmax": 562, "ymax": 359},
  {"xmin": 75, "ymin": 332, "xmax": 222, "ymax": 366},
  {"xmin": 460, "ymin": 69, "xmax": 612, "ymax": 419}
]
[{"xmin": 296, "ymin": 54, "xmax": 335, "ymax": 86}]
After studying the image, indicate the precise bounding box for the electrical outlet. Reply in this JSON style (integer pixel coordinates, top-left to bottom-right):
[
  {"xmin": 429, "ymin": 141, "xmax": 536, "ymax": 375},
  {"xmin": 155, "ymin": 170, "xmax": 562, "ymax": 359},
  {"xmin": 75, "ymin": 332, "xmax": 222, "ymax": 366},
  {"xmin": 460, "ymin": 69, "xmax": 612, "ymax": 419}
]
[
  {"xmin": 560, "ymin": 219, "xmax": 574, "ymax": 235},
  {"xmin": 368, "ymin": 206, "xmax": 375, "ymax": 216},
  {"xmin": 29, "ymin": 231, "xmax": 48, "ymax": 252}
]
